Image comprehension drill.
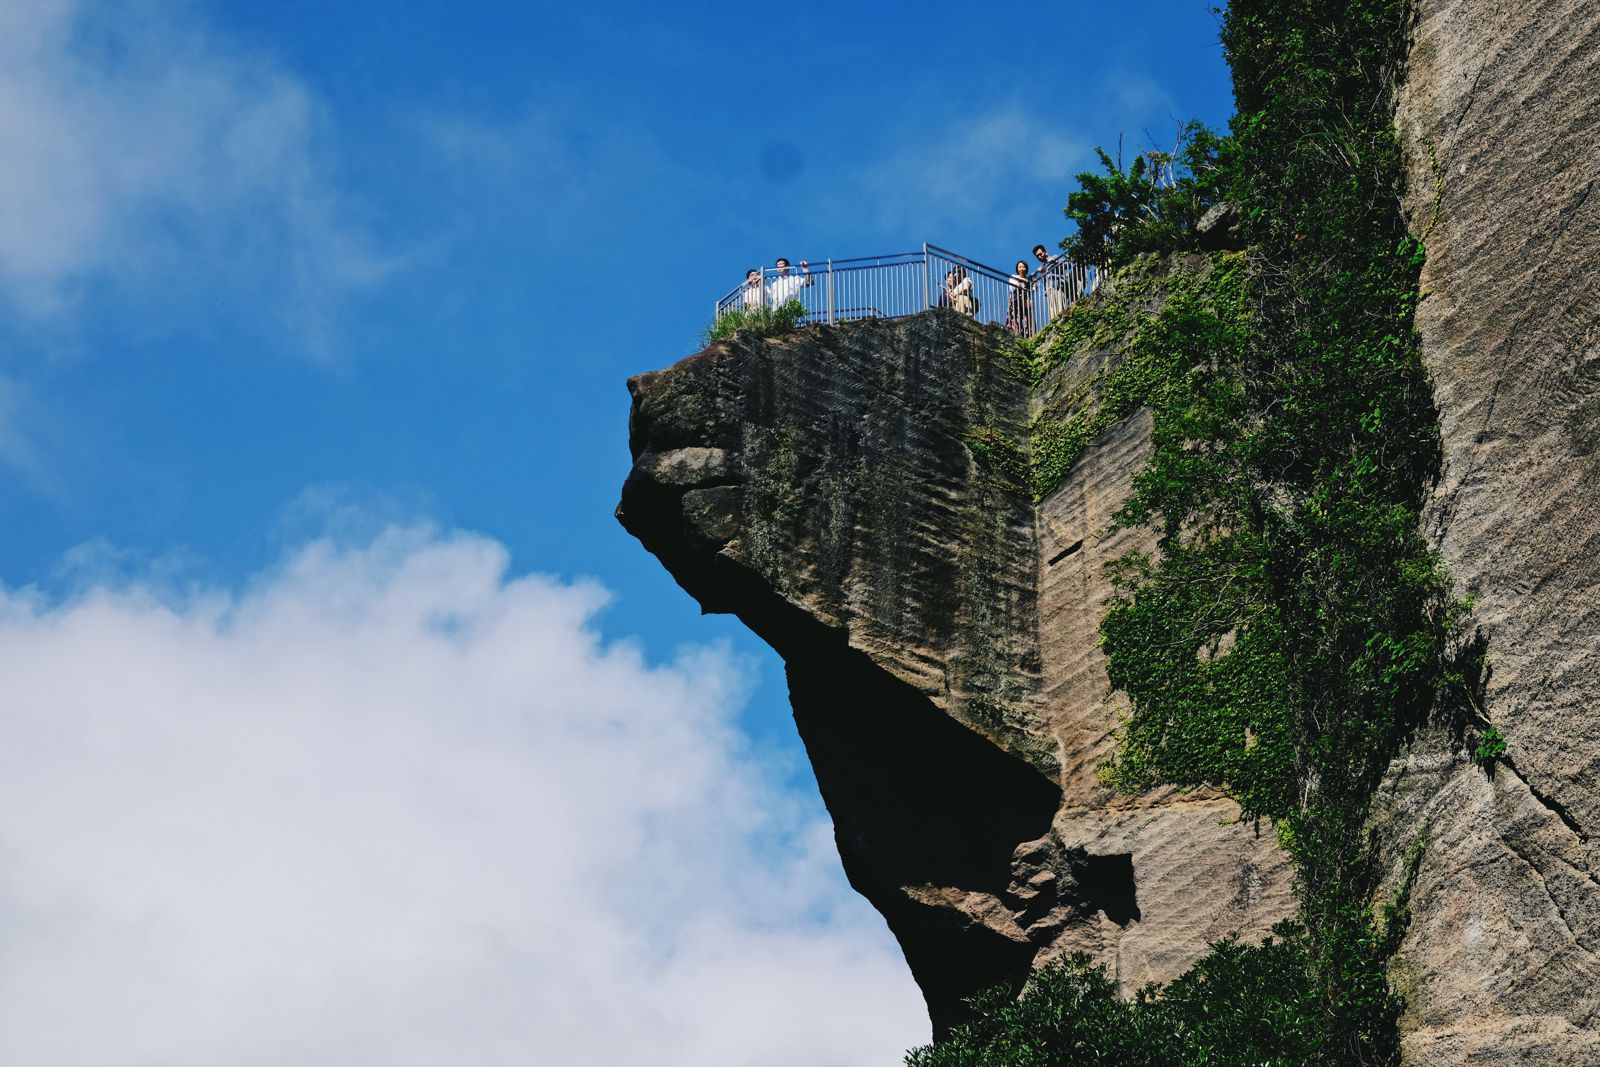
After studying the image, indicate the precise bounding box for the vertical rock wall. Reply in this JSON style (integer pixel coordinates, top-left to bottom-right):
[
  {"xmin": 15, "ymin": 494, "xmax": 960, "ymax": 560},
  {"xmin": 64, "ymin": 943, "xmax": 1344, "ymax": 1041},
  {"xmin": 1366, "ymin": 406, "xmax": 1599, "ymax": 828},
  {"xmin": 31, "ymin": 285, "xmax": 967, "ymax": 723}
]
[
  {"xmin": 619, "ymin": 314, "xmax": 1059, "ymax": 1034},
  {"xmin": 1384, "ymin": 2, "xmax": 1600, "ymax": 1061},
  {"xmin": 1028, "ymin": 353, "xmax": 1294, "ymax": 993}
]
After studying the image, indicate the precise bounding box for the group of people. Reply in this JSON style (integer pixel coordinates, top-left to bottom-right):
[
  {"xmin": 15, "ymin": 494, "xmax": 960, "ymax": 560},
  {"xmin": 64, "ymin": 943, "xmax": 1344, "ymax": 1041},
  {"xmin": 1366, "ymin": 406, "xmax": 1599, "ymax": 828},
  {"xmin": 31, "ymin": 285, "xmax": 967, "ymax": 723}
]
[
  {"xmin": 741, "ymin": 258, "xmax": 811, "ymax": 309},
  {"xmin": 943, "ymin": 243, "xmax": 1073, "ymax": 335},
  {"xmin": 741, "ymin": 244, "xmax": 1074, "ymax": 335}
]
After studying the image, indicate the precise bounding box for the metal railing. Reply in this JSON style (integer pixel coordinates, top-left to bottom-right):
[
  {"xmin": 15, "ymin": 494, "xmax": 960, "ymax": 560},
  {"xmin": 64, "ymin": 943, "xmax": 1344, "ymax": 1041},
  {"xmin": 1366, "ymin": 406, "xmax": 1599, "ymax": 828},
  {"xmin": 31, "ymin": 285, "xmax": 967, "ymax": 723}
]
[
  {"xmin": 713, "ymin": 243, "xmax": 1099, "ymax": 339},
  {"xmin": 1028, "ymin": 254, "xmax": 1097, "ymax": 335}
]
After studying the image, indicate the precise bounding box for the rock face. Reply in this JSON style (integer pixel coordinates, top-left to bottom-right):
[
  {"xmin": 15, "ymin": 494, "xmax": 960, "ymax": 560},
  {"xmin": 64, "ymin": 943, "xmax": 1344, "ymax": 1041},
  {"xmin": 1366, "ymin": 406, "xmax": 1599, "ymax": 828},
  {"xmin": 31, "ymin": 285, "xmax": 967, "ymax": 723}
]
[
  {"xmin": 619, "ymin": 3, "xmax": 1600, "ymax": 1053},
  {"xmin": 618, "ymin": 312, "xmax": 1293, "ymax": 1034},
  {"xmin": 1378, "ymin": 2, "xmax": 1600, "ymax": 1063}
]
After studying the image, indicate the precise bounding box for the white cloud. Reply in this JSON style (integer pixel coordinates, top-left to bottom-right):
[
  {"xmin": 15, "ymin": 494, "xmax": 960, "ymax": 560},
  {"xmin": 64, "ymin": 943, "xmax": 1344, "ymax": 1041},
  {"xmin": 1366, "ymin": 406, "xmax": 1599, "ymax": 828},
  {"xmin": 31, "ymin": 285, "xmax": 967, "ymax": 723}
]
[
  {"xmin": 0, "ymin": 524, "xmax": 926, "ymax": 1066},
  {"xmin": 0, "ymin": 0, "xmax": 395, "ymax": 348},
  {"xmin": 843, "ymin": 74, "xmax": 1185, "ymax": 243},
  {"xmin": 850, "ymin": 103, "xmax": 1089, "ymax": 234}
]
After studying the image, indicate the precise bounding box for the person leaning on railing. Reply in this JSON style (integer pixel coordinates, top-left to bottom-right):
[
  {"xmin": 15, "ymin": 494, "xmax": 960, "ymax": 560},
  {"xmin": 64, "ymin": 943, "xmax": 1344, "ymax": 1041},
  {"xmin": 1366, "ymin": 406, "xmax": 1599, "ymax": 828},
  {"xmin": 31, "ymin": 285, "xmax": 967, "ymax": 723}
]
[
  {"xmin": 943, "ymin": 266, "xmax": 977, "ymax": 318},
  {"xmin": 741, "ymin": 268, "xmax": 764, "ymax": 309},
  {"xmin": 1007, "ymin": 260, "xmax": 1033, "ymax": 335},
  {"xmin": 767, "ymin": 257, "xmax": 811, "ymax": 304},
  {"xmin": 1033, "ymin": 243, "xmax": 1068, "ymax": 318}
]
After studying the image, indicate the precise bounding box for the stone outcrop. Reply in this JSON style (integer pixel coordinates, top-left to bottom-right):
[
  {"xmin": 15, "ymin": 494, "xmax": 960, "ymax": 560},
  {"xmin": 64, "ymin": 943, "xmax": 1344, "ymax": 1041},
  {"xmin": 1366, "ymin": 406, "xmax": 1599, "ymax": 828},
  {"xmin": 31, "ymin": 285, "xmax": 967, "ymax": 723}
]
[
  {"xmin": 617, "ymin": 2, "xmax": 1600, "ymax": 1055},
  {"xmin": 1378, "ymin": 1, "xmax": 1600, "ymax": 1062},
  {"xmin": 617, "ymin": 312, "xmax": 1293, "ymax": 1034}
]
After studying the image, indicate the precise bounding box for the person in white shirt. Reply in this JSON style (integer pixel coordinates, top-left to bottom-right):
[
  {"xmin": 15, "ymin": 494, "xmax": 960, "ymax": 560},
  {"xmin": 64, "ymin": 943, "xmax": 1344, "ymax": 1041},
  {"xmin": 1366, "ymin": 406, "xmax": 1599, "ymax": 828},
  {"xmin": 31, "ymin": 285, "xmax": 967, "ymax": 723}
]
[
  {"xmin": 741, "ymin": 268, "xmax": 764, "ymax": 309},
  {"xmin": 1033, "ymin": 243, "xmax": 1069, "ymax": 317},
  {"xmin": 767, "ymin": 257, "xmax": 811, "ymax": 305},
  {"xmin": 944, "ymin": 266, "xmax": 977, "ymax": 317}
]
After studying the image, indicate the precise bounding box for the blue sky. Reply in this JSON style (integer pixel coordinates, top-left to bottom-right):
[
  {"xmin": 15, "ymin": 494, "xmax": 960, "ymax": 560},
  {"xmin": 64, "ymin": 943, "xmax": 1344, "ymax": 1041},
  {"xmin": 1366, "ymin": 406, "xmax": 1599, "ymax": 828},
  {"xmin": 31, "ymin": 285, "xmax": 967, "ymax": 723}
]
[{"xmin": 0, "ymin": 2, "xmax": 1234, "ymax": 1063}]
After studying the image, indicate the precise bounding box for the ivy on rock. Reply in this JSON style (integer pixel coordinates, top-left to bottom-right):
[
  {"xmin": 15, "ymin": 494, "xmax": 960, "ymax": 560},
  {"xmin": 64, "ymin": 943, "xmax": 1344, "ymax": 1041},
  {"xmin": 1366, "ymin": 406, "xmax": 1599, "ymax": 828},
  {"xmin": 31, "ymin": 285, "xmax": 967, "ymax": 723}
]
[{"xmin": 910, "ymin": 1, "xmax": 1478, "ymax": 1063}]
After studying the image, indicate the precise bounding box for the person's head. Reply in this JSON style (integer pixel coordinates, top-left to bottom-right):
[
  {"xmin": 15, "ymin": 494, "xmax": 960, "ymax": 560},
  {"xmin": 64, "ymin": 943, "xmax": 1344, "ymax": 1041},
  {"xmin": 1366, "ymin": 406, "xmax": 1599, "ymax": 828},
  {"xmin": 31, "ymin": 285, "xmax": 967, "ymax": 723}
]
[
  {"xmin": 1016, "ymin": 260, "xmax": 1029, "ymax": 276},
  {"xmin": 746, "ymin": 268, "xmax": 760, "ymax": 284},
  {"xmin": 775, "ymin": 257, "xmax": 790, "ymax": 273},
  {"xmin": 1033, "ymin": 244, "xmax": 1050, "ymax": 261}
]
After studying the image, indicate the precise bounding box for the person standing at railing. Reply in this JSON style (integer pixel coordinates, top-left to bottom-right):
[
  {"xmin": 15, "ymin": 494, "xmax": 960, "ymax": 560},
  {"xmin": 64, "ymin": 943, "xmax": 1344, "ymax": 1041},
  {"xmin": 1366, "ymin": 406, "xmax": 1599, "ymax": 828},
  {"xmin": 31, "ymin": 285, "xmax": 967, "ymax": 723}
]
[
  {"xmin": 767, "ymin": 258, "xmax": 812, "ymax": 305},
  {"xmin": 944, "ymin": 266, "xmax": 977, "ymax": 318},
  {"xmin": 741, "ymin": 268, "xmax": 764, "ymax": 309},
  {"xmin": 1033, "ymin": 243, "xmax": 1069, "ymax": 318},
  {"xmin": 1007, "ymin": 260, "xmax": 1033, "ymax": 335}
]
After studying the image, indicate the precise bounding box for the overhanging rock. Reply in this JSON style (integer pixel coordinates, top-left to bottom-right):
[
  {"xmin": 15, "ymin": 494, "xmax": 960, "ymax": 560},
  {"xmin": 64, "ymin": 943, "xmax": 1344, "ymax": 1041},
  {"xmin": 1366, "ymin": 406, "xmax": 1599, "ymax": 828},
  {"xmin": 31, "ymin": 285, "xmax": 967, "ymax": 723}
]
[{"xmin": 617, "ymin": 310, "xmax": 1294, "ymax": 1034}]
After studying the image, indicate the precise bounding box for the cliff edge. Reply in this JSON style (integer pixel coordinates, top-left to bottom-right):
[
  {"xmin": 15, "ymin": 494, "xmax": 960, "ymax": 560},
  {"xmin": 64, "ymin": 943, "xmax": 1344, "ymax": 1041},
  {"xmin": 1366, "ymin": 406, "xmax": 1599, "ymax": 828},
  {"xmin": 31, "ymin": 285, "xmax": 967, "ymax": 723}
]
[{"xmin": 617, "ymin": 310, "xmax": 1292, "ymax": 1034}]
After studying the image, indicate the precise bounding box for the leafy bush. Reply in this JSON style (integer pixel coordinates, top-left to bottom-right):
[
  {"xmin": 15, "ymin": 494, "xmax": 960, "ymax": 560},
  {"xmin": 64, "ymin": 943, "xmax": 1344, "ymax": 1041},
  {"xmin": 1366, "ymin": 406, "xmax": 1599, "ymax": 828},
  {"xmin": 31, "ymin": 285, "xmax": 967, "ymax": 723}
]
[
  {"xmin": 1061, "ymin": 120, "xmax": 1231, "ymax": 269},
  {"xmin": 906, "ymin": 933, "xmax": 1317, "ymax": 1067},
  {"xmin": 701, "ymin": 299, "xmax": 806, "ymax": 345}
]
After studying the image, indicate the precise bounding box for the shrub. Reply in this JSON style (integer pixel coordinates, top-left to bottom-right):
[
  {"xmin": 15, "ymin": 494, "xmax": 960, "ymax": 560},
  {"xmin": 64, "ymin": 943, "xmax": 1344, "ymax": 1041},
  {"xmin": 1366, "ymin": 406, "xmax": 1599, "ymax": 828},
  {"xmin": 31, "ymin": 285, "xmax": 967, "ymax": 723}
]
[
  {"xmin": 905, "ymin": 933, "xmax": 1317, "ymax": 1067},
  {"xmin": 701, "ymin": 299, "xmax": 806, "ymax": 345},
  {"xmin": 1475, "ymin": 726, "xmax": 1507, "ymax": 764},
  {"xmin": 1061, "ymin": 120, "xmax": 1232, "ymax": 269}
]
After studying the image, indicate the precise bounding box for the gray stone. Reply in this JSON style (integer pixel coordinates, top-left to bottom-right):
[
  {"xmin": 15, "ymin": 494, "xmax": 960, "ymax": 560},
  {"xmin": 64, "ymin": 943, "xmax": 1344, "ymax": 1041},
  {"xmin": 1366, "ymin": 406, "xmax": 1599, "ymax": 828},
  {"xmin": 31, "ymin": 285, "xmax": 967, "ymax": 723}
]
[
  {"xmin": 640, "ymin": 446, "xmax": 734, "ymax": 489},
  {"xmin": 1380, "ymin": 0, "xmax": 1600, "ymax": 1060},
  {"xmin": 1195, "ymin": 200, "xmax": 1242, "ymax": 251}
]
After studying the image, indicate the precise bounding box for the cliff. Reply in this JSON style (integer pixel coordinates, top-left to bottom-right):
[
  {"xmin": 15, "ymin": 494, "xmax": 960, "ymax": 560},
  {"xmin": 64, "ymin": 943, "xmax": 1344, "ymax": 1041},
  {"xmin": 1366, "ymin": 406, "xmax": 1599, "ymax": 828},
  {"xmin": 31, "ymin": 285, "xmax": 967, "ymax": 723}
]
[
  {"xmin": 617, "ymin": 310, "xmax": 1292, "ymax": 1034},
  {"xmin": 617, "ymin": 2, "xmax": 1600, "ymax": 1060},
  {"xmin": 1375, "ymin": 1, "xmax": 1600, "ymax": 1062}
]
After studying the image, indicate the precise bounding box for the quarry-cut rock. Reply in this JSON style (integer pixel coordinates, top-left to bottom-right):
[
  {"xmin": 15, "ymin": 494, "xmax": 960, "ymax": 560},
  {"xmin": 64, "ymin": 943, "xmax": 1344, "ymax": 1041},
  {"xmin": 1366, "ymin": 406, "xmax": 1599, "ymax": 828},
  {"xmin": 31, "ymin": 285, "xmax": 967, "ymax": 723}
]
[
  {"xmin": 1380, "ymin": 0, "xmax": 1600, "ymax": 1062},
  {"xmin": 617, "ymin": 311, "xmax": 1294, "ymax": 1034}
]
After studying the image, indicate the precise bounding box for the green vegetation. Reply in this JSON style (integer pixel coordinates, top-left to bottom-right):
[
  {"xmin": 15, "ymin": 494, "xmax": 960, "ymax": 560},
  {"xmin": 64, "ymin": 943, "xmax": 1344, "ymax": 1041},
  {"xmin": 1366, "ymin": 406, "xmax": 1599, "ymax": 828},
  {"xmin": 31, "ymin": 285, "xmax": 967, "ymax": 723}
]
[
  {"xmin": 1475, "ymin": 726, "xmax": 1507, "ymax": 765},
  {"xmin": 913, "ymin": 1, "xmax": 1477, "ymax": 1063},
  {"xmin": 907, "ymin": 934, "xmax": 1316, "ymax": 1067},
  {"xmin": 1061, "ymin": 120, "xmax": 1231, "ymax": 268},
  {"xmin": 701, "ymin": 299, "xmax": 806, "ymax": 345},
  {"xmin": 1029, "ymin": 252, "xmax": 1251, "ymax": 501},
  {"xmin": 964, "ymin": 426, "xmax": 1030, "ymax": 488}
]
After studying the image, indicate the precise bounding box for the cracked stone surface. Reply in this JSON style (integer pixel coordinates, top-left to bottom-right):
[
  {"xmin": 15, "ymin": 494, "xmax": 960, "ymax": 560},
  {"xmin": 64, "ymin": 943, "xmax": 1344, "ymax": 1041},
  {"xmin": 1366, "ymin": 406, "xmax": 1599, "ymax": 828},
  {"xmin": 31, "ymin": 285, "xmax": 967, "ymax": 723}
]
[
  {"xmin": 617, "ymin": 312, "xmax": 1294, "ymax": 1034},
  {"xmin": 1380, "ymin": 0, "xmax": 1600, "ymax": 1061}
]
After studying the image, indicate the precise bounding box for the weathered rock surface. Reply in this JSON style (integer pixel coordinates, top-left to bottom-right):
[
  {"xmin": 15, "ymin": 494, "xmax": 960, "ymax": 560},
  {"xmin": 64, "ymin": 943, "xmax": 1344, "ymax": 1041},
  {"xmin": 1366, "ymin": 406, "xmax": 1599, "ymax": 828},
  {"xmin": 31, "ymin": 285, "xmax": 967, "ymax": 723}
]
[
  {"xmin": 1382, "ymin": 0, "xmax": 1600, "ymax": 1061},
  {"xmin": 618, "ymin": 312, "xmax": 1293, "ymax": 1033},
  {"xmin": 618, "ymin": 2, "xmax": 1600, "ymax": 1051}
]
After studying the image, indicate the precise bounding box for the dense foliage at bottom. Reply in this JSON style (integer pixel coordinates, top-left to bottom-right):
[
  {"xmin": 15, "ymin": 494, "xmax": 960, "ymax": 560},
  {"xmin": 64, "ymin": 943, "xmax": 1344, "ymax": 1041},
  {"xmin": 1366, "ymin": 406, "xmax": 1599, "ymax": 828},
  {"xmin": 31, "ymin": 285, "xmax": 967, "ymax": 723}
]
[
  {"xmin": 909, "ymin": 0, "xmax": 1474, "ymax": 1063},
  {"xmin": 907, "ymin": 933, "xmax": 1315, "ymax": 1067}
]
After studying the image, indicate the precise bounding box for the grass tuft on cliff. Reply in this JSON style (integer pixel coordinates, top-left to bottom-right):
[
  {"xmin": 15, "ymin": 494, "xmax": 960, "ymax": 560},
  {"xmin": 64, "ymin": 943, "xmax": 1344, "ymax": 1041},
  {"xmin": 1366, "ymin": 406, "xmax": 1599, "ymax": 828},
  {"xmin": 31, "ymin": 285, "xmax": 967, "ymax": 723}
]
[{"xmin": 701, "ymin": 299, "xmax": 807, "ymax": 345}]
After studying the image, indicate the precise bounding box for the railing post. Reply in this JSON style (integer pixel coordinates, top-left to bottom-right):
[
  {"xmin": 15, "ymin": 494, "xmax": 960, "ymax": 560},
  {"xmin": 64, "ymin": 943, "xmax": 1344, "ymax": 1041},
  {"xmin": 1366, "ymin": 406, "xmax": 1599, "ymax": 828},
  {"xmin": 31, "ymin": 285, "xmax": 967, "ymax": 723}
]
[
  {"xmin": 921, "ymin": 243, "xmax": 930, "ymax": 311},
  {"xmin": 827, "ymin": 258, "xmax": 834, "ymax": 325}
]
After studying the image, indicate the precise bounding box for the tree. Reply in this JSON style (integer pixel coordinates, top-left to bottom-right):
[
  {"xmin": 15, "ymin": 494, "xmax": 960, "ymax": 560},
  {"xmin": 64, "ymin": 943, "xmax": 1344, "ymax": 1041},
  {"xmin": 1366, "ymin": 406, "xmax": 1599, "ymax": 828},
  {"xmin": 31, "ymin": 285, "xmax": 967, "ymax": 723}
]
[{"xmin": 1062, "ymin": 121, "xmax": 1232, "ymax": 267}]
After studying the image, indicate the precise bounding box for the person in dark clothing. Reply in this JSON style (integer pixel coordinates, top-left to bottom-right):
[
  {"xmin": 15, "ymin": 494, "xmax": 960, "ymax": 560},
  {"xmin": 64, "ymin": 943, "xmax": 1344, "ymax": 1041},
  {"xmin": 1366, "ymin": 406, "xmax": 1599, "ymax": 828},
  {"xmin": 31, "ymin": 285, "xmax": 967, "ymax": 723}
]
[{"xmin": 1006, "ymin": 260, "xmax": 1033, "ymax": 335}]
